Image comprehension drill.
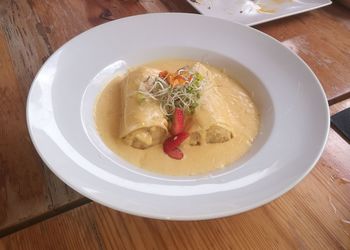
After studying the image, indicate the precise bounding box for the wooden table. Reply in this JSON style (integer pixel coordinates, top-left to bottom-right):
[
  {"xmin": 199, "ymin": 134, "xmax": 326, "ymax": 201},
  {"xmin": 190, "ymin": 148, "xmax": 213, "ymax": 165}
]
[{"xmin": 0, "ymin": 0, "xmax": 349, "ymax": 248}]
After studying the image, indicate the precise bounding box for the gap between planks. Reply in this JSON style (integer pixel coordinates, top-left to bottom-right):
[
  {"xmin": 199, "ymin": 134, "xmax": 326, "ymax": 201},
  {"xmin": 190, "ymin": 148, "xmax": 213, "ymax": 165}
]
[
  {"xmin": 328, "ymin": 92, "xmax": 350, "ymax": 106},
  {"xmin": 0, "ymin": 198, "xmax": 91, "ymax": 238}
]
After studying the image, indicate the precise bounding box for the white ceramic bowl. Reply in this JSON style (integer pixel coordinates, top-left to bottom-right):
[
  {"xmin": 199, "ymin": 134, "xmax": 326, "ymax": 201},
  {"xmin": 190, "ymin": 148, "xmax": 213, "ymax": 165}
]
[{"xmin": 27, "ymin": 13, "xmax": 329, "ymax": 220}]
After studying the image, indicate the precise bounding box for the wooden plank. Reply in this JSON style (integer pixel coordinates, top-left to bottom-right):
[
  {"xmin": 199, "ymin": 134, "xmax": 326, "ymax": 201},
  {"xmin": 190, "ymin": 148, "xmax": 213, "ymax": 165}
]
[
  {"xmin": 0, "ymin": 0, "xmax": 88, "ymax": 233},
  {"xmin": 0, "ymin": 21, "xmax": 54, "ymax": 232},
  {"xmin": 1, "ymin": 128, "xmax": 349, "ymax": 249},
  {"xmin": 257, "ymin": 4, "xmax": 350, "ymax": 103},
  {"xmin": 139, "ymin": 0, "xmax": 169, "ymax": 13},
  {"xmin": 158, "ymin": 0, "xmax": 198, "ymax": 13}
]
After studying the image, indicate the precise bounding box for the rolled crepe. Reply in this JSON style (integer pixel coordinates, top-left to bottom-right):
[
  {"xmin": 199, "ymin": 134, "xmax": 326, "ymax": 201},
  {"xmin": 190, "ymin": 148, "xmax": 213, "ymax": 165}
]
[
  {"xmin": 188, "ymin": 63, "xmax": 234, "ymax": 145},
  {"xmin": 120, "ymin": 67, "xmax": 168, "ymax": 149}
]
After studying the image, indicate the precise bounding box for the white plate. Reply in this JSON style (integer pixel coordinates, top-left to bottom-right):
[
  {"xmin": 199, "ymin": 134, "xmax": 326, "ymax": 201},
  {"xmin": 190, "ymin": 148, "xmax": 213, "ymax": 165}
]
[
  {"xmin": 187, "ymin": 0, "xmax": 331, "ymax": 26},
  {"xmin": 27, "ymin": 13, "xmax": 329, "ymax": 220}
]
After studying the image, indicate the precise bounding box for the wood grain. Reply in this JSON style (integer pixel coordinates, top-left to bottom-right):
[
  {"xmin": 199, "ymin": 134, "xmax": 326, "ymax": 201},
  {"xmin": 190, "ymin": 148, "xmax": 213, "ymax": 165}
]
[
  {"xmin": 0, "ymin": 22, "xmax": 48, "ymax": 230},
  {"xmin": 0, "ymin": 0, "xmax": 94, "ymax": 233},
  {"xmin": 1, "ymin": 128, "xmax": 349, "ymax": 249},
  {"xmin": 257, "ymin": 3, "xmax": 350, "ymax": 103}
]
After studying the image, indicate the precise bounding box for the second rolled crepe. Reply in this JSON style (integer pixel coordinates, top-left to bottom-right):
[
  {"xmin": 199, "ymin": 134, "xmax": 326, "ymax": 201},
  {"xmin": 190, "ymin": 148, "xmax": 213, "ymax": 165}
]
[
  {"xmin": 120, "ymin": 67, "xmax": 168, "ymax": 149},
  {"xmin": 188, "ymin": 63, "xmax": 235, "ymax": 145}
]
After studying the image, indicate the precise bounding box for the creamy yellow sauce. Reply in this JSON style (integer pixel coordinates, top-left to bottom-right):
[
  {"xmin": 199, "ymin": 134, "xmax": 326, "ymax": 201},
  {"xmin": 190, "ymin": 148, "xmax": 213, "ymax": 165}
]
[{"xmin": 95, "ymin": 59, "xmax": 259, "ymax": 176}]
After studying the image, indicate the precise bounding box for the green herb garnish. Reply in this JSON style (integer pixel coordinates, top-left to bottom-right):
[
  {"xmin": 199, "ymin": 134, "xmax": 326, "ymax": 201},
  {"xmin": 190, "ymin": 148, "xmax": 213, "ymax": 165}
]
[{"xmin": 138, "ymin": 66, "xmax": 206, "ymax": 118}]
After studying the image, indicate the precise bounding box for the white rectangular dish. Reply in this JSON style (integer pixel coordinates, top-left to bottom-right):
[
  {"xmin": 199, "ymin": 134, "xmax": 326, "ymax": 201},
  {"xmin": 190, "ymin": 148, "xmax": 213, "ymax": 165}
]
[{"xmin": 187, "ymin": 0, "xmax": 332, "ymax": 26}]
